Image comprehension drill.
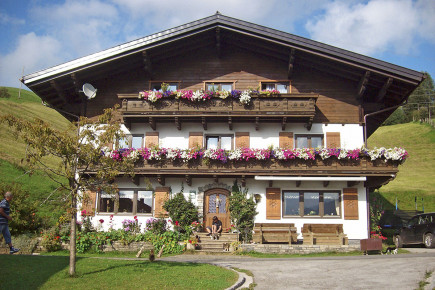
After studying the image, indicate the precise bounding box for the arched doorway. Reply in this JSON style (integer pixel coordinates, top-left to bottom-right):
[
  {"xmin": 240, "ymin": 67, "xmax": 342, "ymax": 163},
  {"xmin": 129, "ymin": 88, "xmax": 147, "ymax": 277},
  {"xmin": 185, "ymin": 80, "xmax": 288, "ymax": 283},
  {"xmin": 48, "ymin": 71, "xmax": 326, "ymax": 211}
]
[{"xmin": 204, "ymin": 188, "xmax": 231, "ymax": 231}]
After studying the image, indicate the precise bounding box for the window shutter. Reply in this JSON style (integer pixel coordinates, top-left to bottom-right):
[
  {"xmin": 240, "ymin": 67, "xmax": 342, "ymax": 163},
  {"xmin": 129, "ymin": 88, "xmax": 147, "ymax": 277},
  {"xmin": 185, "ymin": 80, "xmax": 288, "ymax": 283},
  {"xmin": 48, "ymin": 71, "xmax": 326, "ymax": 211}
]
[
  {"xmin": 266, "ymin": 188, "xmax": 281, "ymax": 220},
  {"xmin": 235, "ymin": 132, "xmax": 250, "ymax": 148},
  {"xmin": 145, "ymin": 132, "xmax": 159, "ymax": 147},
  {"xmin": 189, "ymin": 132, "xmax": 203, "ymax": 148},
  {"xmin": 326, "ymin": 132, "xmax": 341, "ymax": 148},
  {"xmin": 343, "ymin": 188, "xmax": 359, "ymax": 220},
  {"xmin": 154, "ymin": 187, "xmax": 170, "ymax": 218},
  {"xmin": 279, "ymin": 132, "xmax": 293, "ymax": 148},
  {"xmin": 82, "ymin": 190, "xmax": 97, "ymax": 216}
]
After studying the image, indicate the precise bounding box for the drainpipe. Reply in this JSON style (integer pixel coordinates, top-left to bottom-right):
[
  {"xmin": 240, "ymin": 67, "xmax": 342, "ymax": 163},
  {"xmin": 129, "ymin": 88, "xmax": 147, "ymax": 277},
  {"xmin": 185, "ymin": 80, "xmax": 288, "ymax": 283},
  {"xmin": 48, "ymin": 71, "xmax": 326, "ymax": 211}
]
[{"xmin": 363, "ymin": 99, "xmax": 408, "ymax": 147}]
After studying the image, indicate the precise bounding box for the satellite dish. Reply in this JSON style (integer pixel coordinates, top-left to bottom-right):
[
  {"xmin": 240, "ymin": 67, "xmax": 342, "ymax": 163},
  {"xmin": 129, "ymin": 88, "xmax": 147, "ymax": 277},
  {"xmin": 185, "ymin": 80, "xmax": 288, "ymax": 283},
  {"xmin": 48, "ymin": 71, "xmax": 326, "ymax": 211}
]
[{"xmin": 82, "ymin": 83, "xmax": 97, "ymax": 99}]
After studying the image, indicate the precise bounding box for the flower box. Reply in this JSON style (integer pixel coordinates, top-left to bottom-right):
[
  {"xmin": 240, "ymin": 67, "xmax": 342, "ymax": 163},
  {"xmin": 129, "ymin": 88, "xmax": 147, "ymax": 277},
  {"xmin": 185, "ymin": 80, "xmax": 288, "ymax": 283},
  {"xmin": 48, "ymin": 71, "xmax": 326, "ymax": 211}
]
[{"xmin": 360, "ymin": 238, "xmax": 382, "ymax": 254}]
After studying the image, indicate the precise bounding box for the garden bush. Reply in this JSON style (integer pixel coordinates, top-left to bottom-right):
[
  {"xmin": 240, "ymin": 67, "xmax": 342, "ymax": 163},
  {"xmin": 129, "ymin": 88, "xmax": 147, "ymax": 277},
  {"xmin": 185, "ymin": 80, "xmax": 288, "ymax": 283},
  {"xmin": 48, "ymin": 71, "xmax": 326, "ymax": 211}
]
[
  {"xmin": 145, "ymin": 218, "xmax": 168, "ymax": 234},
  {"xmin": 41, "ymin": 227, "xmax": 62, "ymax": 252},
  {"xmin": 163, "ymin": 189, "xmax": 199, "ymax": 231}
]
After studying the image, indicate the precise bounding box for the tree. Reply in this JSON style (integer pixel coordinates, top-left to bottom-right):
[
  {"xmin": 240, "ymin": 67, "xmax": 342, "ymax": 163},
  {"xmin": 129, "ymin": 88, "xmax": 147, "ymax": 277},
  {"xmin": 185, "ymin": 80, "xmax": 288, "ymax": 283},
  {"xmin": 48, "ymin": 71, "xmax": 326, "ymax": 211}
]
[
  {"xmin": 403, "ymin": 72, "xmax": 435, "ymax": 122},
  {"xmin": 0, "ymin": 106, "xmax": 133, "ymax": 276}
]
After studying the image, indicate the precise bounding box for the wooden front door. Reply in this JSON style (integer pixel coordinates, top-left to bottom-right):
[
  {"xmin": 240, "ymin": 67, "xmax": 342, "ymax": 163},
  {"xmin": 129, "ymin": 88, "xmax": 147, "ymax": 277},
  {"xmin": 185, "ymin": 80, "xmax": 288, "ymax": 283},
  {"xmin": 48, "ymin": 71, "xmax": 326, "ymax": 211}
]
[{"xmin": 204, "ymin": 189, "xmax": 231, "ymax": 231}]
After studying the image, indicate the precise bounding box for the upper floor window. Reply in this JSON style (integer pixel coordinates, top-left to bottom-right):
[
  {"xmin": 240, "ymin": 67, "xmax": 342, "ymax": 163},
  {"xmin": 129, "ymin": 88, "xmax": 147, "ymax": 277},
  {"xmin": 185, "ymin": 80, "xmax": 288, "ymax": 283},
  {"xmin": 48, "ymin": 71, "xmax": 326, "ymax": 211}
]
[
  {"xmin": 116, "ymin": 135, "xmax": 144, "ymax": 149},
  {"xmin": 150, "ymin": 82, "xmax": 179, "ymax": 92},
  {"xmin": 295, "ymin": 135, "xmax": 323, "ymax": 149},
  {"xmin": 205, "ymin": 82, "xmax": 233, "ymax": 91},
  {"xmin": 206, "ymin": 135, "xmax": 233, "ymax": 150},
  {"xmin": 260, "ymin": 81, "xmax": 290, "ymax": 93}
]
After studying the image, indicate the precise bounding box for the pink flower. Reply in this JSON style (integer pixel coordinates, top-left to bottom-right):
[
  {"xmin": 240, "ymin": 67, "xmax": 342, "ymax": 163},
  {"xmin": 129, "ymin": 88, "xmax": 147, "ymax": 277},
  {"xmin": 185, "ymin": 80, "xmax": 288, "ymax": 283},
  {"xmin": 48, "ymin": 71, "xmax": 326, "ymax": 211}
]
[{"xmin": 81, "ymin": 210, "xmax": 87, "ymax": 216}]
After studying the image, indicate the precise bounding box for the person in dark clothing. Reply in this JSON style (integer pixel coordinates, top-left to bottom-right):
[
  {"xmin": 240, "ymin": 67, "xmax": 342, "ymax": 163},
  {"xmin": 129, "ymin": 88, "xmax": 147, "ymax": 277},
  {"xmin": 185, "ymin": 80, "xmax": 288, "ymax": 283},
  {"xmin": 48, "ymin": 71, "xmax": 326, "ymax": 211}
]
[
  {"xmin": 0, "ymin": 192, "xmax": 20, "ymax": 254},
  {"xmin": 205, "ymin": 216, "xmax": 222, "ymax": 240}
]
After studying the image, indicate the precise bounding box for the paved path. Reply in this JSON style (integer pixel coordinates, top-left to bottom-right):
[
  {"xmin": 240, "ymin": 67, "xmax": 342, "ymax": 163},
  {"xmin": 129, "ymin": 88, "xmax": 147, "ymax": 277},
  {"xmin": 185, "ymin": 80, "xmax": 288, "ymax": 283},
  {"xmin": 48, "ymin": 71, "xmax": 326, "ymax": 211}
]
[{"xmin": 161, "ymin": 252, "xmax": 435, "ymax": 289}]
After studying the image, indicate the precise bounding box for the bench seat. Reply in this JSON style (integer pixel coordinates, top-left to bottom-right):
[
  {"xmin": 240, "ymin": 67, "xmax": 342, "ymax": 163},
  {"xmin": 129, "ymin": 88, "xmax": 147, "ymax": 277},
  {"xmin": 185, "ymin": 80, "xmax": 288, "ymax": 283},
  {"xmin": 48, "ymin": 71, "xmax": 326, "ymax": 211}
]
[
  {"xmin": 302, "ymin": 224, "xmax": 348, "ymax": 246},
  {"xmin": 253, "ymin": 223, "xmax": 297, "ymax": 245}
]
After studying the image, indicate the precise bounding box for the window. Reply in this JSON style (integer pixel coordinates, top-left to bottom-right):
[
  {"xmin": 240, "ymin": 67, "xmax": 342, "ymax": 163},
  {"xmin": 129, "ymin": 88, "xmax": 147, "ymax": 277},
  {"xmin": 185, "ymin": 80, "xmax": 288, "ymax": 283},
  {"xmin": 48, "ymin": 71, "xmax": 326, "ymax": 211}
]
[
  {"xmin": 260, "ymin": 81, "xmax": 289, "ymax": 93},
  {"xmin": 295, "ymin": 135, "xmax": 324, "ymax": 149},
  {"xmin": 97, "ymin": 189, "xmax": 153, "ymax": 215},
  {"xmin": 150, "ymin": 82, "xmax": 179, "ymax": 92},
  {"xmin": 116, "ymin": 135, "xmax": 144, "ymax": 149},
  {"xmin": 206, "ymin": 135, "xmax": 233, "ymax": 150},
  {"xmin": 283, "ymin": 191, "xmax": 341, "ymax": 217},
  {"xmin": 205, "ymin": 82, "xmax": 233, "ymax": 91}
]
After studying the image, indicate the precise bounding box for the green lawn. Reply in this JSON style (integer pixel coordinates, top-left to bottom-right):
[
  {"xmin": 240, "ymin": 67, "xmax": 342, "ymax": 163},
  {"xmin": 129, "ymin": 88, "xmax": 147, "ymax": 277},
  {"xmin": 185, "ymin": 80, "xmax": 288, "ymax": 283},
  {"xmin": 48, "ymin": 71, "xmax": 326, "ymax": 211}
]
[
  {"xmin": 368, "ymin": 123, "xmax": 435, "ymax": 212},
  {"xmin": 0, "ymin": 255, "xmax": 238, "ymax": 290}
]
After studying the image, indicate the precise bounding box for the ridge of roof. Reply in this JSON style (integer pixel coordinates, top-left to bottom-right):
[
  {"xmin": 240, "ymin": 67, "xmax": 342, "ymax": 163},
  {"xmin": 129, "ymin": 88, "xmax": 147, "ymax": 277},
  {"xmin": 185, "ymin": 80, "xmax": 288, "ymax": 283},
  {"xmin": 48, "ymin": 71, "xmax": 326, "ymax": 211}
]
[{"xmin": 22, "ymin": 13, "xmax": 424, "ymax": 86}]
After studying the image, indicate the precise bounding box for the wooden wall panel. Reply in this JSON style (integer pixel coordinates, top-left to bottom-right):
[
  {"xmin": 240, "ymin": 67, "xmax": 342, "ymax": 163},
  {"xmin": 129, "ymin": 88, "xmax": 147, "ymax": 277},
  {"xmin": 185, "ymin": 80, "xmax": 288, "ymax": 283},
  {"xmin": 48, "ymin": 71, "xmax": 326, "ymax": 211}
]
[
  {"xmin": 154, "ymin": 187, "xmax": 170, "ymax": 218},
  {"xmin": 145, "ymin": 132, "xmax": 159, "ymax": 147},
  {"xmin": 82, "ymin": 190, "xmax": 97, "ymax": 216},
  {"xmin": 343, "ymin": 188, "xmax": 359, "ymax": 220},
  {"xmin": 326, "ymin": 132, "xmax": 341, "ymax": 148},
  {"xmin": 189, "ymin": 132, "xmax": 203, "ymax": 148},
  {"xmin": 235, "ymin": 132, "xmax": 250, "ymax": 148},
  {"xmin": 279, "ymin": 132, "xmax": 293, "ymax": 148},
  {"xmin": 266, "ymin": 188, "xmax": 281, "ymax": 220}
]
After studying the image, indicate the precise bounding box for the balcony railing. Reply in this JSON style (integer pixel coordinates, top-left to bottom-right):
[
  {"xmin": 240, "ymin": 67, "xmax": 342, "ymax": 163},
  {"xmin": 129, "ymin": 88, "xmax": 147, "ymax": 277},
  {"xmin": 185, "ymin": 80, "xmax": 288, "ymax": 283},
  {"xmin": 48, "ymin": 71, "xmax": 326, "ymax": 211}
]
[{"xmin": 118, "ymin": 93, "xmax": 317, "ymax": 118}]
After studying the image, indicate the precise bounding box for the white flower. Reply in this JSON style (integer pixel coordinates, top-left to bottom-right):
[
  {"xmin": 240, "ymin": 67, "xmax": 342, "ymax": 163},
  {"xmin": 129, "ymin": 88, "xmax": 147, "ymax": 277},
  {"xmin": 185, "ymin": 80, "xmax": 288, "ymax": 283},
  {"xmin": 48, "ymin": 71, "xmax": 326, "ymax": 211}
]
[
  {"xmin": 319, "ymin": 148, "xmax": 330, "ymax": 160},
  {"xmin": 219, "ymin": 90, "xmax": 230, "ymax": 99},
  {"xmin": 148, "ymin": 91, "xmax": 158, "ymax": 102},
  {"xmin": 239, "ymin": 91, "xmax": 251, "ymax": 104},
  {"xmin": 192, "ymin": 90, "xmax": 204, "ymax": 101},
  {"xmin": 166, "ymin": 148, "xmax": 178, "ymax": 160},
  {"xmin": 228, "ymin": 149, "xmax": 242, "ymax": 160},
  {"xmin": 338, "ymin": 149, "xmax": 348, "ymax": 159}
]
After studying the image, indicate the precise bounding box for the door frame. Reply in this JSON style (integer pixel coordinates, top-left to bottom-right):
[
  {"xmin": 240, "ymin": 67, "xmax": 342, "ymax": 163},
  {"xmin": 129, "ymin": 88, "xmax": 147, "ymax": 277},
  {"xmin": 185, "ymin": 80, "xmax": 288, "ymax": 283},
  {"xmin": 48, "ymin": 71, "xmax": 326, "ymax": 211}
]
[{"xmin": 203, "ymin": 188, "xmax": 231, "ymax": 231}]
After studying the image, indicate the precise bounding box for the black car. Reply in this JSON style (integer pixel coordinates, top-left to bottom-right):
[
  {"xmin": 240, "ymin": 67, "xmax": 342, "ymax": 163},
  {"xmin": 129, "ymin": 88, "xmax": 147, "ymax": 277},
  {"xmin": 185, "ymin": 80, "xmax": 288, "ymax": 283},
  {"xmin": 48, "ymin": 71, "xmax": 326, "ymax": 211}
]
[{"xmin": 394, "ymin": 213, "xmax": 435, "ymax": 248}]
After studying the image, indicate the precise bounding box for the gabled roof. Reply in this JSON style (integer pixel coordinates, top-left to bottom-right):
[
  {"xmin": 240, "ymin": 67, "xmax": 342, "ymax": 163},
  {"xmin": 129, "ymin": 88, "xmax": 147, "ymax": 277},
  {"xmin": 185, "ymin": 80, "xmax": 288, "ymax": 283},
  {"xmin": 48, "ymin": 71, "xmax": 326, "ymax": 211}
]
[{"xmin": 23, "ymin": 12, "xmax": 423, "ymax": 86}]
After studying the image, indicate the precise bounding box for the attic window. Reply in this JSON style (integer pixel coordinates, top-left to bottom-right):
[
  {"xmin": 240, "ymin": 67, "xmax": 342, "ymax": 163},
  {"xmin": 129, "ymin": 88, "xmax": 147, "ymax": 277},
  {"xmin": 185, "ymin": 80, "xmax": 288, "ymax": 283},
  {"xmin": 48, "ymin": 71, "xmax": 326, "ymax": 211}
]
[
  {"xmin": 205, "ymin": 82, "xmax": 233, "ymax": 91},
  {"xmin": 260, "ymin": 81, "xmax": 290, "ymax": 93},
  {"xmin": 150, "ymin": 82, "xmax": 179, "ymax": 92}
]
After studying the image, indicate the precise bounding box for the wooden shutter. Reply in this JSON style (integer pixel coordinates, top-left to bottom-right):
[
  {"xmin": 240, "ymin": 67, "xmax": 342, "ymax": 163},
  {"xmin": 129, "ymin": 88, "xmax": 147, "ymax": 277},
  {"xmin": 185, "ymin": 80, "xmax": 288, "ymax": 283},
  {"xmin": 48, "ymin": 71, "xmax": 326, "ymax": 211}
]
[
  {"xmin": 154, "ymin": 187, "xmax": 170, "ymax": 218},
  {"xmin": 343, "ymin": 188, "xmax": 359, "ymax": 220},
  {"xmin": 82, "ymin": 190, "xmax": 97, "ymax": 216},
  {"xmin": 145, "ymin": 132, "xmax": 159, "ymax": 147},
  {"xmin": 235, "ymin": 132, "xmax": 250, "ymax": 148},
  {"xmin": 326, "ymin": 132, "xmax": 341, "ymax": 148},
  {"xmin": 279, "ymin": 132, "xmax": 293, "ymax": 148},
  {"xmin": 266, "ymin": 188, "xmax": 281, "ymax": 220},
  {"xmin": 189, "ymin": 132, "xmax": 203, "ymax": 148}
]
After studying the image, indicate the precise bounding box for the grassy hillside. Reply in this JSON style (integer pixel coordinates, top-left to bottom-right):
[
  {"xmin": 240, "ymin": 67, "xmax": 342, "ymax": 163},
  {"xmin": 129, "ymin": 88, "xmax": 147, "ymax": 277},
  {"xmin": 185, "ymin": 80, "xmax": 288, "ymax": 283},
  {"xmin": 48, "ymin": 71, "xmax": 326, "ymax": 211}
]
[
  {"xmin": 0, "ymin": 87, "xmax": 72, "ymax": 224},
  {"xmin": 368, "ymin": 123, "xmax": 435, "ymax": 212}
]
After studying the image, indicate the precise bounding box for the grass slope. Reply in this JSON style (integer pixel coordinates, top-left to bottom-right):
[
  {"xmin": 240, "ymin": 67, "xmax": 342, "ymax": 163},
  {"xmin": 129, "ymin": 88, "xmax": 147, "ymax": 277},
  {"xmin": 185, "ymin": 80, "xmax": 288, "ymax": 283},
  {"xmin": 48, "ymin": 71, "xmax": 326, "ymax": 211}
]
[{"xmin": 368, "ymin": 123, "xmax": 435, "ymax": 212}]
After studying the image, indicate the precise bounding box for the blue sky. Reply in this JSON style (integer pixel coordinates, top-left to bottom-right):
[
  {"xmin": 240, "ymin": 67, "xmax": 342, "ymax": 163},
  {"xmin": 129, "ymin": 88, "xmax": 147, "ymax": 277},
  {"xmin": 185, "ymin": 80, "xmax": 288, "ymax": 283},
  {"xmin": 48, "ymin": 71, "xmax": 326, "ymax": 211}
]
[{"xmin": 1, "ymin": 0, "xmax": 434, "ymax": 88}]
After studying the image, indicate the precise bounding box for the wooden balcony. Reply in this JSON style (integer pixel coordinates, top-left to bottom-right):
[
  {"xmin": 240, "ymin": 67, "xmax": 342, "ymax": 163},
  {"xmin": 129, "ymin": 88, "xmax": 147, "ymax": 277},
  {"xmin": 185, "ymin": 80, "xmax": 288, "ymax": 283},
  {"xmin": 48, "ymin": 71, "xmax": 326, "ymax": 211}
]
[
  {"xmin": 118, "ymin": 93, "xmax": 318, "ymax": 130},
  {"xmin": 126, "ymin": 157, "xmax": 399, "ymax": 188}
]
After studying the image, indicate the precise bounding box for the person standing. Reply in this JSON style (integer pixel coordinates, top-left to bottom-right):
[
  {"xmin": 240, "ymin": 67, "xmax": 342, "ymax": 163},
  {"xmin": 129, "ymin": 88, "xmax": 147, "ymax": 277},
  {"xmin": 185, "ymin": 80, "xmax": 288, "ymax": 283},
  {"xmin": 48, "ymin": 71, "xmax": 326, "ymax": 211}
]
[{"xmin": 0, "ymin": 192, "xmax": 20, "ymax": 254}]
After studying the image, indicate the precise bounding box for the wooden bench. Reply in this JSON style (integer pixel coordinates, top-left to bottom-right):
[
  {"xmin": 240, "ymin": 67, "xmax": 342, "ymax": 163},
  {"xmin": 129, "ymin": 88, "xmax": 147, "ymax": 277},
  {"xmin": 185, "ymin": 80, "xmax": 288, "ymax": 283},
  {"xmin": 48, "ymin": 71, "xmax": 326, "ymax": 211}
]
[
  {"xmin": 302, "ymin": 224, "xmax": 348, "ymax": 245},
  {"xmin": 253, "ymin": 223, "xmax": 298, "ymax": 245}
]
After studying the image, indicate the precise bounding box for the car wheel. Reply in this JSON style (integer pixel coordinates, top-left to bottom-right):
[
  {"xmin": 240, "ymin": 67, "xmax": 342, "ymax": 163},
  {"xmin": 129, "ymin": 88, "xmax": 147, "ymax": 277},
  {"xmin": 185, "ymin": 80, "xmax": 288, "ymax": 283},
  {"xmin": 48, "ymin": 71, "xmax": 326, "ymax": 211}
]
[
  {"xmin": 394, "ymin": 235, "xmax": 403, "ymax": 248},
  {"xmin": 424, "ymin": 233, "xmax": 435, "ymax": 248}
]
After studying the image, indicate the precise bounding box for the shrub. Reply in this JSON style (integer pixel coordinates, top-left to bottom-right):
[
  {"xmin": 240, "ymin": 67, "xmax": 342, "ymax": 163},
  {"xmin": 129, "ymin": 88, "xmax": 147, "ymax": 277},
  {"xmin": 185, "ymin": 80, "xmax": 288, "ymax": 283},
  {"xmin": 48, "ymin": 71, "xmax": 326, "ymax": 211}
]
[
  {"xmin": 122, "ymin": 216, "xmax": 141, "ymax": 234},
  {"xmin": 163, "ymin": 190, "xmax": 199, "ymax": 231},
  {"xmin": 0, "ymin": 183, "xmax": 42, "ymax": 235},
  {"xmin": 229, "ymin": 181, "xmax": 257, "ymax": 242},
  {"xmin": 0, "ymin": 87, "xmax": 10, "ymax": 98},
  {"xmin": 41, "ymin": 227, "xmax": 62, "ymax": 252},
  {"xmin": 145, "ymin": 218, "xmax": 168, "ymax": 234},
  {"xmin": 12, "ymin": 233, "xmax": 39, "ymax": 254}
]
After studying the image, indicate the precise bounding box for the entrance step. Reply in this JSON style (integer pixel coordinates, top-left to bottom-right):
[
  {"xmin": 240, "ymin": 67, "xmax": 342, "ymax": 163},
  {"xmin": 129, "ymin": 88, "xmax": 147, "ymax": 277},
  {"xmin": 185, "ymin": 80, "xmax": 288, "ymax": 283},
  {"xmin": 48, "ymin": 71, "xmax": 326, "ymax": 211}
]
[{"xmin": 194, "ymin": 232, "xmax": 238, "ymax": 252}]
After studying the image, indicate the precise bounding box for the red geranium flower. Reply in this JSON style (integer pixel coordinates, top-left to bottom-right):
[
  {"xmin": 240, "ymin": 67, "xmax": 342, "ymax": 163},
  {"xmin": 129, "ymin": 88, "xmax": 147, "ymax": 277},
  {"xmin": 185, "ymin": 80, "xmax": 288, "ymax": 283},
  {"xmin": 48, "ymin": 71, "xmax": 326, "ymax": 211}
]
[
  {"xmin": 99, "ymin": 219, "xmax": 104, "ymax": 223},
  {"xmin": 175, "ymin": 221, "xmax": 179, "ymax": 226}
]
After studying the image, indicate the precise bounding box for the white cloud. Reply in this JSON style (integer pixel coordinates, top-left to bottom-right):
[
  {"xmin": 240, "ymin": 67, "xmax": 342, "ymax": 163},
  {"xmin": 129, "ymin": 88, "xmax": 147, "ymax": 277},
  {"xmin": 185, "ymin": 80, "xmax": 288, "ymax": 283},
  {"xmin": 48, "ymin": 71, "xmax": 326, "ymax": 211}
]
[
  {"xmin": 0, "ymin": 33, "xmax": 63, "ymax": 87},
  {"xmin": 305, "ymin": 0, "xmax": 435, "ymax": 55},
  {"xmin": 0, "ymin": 12, "xmax": 25, "ymax": 25}
]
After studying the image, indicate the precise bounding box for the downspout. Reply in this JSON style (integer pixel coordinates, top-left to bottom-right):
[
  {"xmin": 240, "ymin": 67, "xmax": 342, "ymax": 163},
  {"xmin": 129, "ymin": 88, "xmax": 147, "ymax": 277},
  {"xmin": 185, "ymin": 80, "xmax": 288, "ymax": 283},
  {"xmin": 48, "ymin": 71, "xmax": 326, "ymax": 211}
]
[{"xmin": 363, "ymin": 99, "xmax": 408, "ymax": 147}]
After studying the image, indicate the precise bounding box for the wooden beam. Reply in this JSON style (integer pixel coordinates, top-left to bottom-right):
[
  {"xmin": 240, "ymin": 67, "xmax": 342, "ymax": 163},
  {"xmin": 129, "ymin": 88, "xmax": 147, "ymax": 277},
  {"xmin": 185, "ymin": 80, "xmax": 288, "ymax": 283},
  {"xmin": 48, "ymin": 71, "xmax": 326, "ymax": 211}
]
[
  {"xmin": 202, "ymin": 117, "xmax": 207, "ymax": 130},
  {"xmin": 228, "ymin": 117, "xmax": 233, "ymax": 130},
  {"xmin": 375, "ymin": 77, "xmax": 393, "ymax": 102},
  {"xmin": 288, "ymin": 48, "xmax": 295, "ymax": 79},
  {"xmin": 157, "ymin": 175, "xmax": 165, "ymax": 186},
  {"xmin": 215, "ymin": 27, "xmax": 221, "ymax": 58},
  {"xmin": 70, "ymin": 73, "xmax": 81, "ymax": 96},
  {"xmin": 255, "ymin": 117, "xmax": 260, "ymax": 131},
  {"xmin": 132, "ymin": 175, "xmax": 140, "ymax": 186},
  {"xmin": 282, "ymin": 117, "xmax": 287, "ymax": 131},
  {"xmin": 213, "ymin": 175, "xmax": 218, "ymax": 183},
  {"xmin": 306, "ymin": 117, "xmax": 313, "ymax": 131},
  {"xmin": 185, "ymin": 175, "xmax": 192, "ymax": 186},
  {"xmin": 175, "ymin": 117, "xmax": 181, "ymax": 130},
  {"xmin": 149, "ymin": 117, "xmax": 156, "ymax": 131},
  {"xmin": 347, "ymin": 181, "xmax": 359, "ymax": 187},
  {"xmin": 357, "ymin": 71, "xmax": 370, "ymax": 99},
  {"xmin": 323, "ymin": 181, "xmax": 329, "ymax": 188},
  {"xmin": 296, "ymin": 180, "xmax": 301, "ymax": 187},
  {"xmin": 268, "ymin": 181, "xmax": 273, "ymax": 188}
]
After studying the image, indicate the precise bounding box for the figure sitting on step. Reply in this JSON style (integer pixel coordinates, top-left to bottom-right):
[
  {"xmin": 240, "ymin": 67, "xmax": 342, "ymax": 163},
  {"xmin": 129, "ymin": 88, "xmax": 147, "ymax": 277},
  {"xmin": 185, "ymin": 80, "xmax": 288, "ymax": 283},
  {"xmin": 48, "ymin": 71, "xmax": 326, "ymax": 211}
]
[{"xmin": 206, "ymin": 216, "xmax": 222, "ymax": 240}]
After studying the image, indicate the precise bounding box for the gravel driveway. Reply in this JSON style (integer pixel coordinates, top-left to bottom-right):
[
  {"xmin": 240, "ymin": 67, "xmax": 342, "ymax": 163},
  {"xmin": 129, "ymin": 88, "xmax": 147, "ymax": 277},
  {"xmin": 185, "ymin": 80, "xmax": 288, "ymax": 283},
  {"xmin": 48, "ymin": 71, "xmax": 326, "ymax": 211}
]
[{"xmin": 162, "ymin": 252, "xmax": 435, "ymax": 289}]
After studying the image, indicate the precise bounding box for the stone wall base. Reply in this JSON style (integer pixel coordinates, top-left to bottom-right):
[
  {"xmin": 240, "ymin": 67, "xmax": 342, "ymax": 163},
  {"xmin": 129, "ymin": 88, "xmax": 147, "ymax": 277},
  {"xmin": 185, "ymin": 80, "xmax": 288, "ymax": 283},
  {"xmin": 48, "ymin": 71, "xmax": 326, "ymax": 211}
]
[
  {"xmin": 60, "ymin": 241, "xmax": 154, "ymax": 252},
  {"xmin": 240, "ymin": 243, "xmax": 360, "ymax": 254}
]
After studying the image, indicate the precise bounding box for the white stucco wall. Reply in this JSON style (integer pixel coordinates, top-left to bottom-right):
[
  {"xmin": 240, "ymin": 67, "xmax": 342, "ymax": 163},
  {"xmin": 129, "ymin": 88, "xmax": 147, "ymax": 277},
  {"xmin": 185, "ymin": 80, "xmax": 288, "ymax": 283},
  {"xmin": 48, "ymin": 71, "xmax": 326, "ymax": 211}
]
[{"xmin": 88, "ymin": 176, "xmax": 369, "ymax": 240}]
